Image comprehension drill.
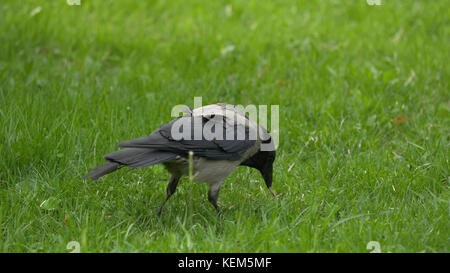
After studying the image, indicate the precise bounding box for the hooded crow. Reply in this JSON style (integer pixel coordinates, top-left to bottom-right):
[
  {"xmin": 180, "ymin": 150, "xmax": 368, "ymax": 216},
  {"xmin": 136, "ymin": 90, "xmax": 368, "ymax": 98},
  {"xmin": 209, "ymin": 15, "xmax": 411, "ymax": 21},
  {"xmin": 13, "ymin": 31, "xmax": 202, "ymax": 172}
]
[{"xmin": 83, "ymin": 103, "xmax": 276, "ymax": 215}]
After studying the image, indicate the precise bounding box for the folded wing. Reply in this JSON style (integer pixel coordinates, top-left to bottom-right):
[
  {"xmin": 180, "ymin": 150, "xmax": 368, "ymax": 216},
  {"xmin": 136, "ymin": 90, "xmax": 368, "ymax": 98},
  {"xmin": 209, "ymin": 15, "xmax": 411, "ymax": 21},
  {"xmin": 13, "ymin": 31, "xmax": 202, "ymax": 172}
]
[{"xmin": 119, "ymin": 105, "xmax": 259, "ymax": 161}]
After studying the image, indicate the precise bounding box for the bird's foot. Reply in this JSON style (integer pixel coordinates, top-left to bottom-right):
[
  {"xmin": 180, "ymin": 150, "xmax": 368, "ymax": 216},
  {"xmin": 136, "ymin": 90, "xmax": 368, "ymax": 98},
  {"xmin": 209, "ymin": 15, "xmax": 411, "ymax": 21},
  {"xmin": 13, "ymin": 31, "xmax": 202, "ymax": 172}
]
[{"xmin": 268, "ymin": 187, "xmax": 281, "ymax": 198}]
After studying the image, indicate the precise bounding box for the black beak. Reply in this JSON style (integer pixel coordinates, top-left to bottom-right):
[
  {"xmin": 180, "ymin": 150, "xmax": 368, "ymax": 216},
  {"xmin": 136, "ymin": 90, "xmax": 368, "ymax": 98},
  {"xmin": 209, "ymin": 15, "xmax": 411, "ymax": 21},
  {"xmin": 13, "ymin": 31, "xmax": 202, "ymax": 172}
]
[
  {"xmin": 240, "ymin": 150, "xmax": 276, "ymax": 197},
  {"xmin": 259, "ymin": 163, "xmax": 275, "ymax": 197},
  {"xmin": 261, "ymin": 164, "xmax": 273, "ymax": 189}
]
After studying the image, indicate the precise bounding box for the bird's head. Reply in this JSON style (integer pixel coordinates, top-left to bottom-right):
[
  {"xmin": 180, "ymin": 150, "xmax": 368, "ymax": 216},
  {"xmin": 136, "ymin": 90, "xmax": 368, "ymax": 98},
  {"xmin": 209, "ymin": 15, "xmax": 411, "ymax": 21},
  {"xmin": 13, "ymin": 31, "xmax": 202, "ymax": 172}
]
[{"xmin": 241, "ymin": 149, "xmax": 276, "ymax": 190}]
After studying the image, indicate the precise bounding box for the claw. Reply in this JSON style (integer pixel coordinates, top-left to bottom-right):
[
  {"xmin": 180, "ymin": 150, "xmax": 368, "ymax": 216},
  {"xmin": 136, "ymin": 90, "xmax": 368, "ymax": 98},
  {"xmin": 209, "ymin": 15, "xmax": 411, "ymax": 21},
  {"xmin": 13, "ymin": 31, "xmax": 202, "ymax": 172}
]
[{"xmin": 268, "ymin": 187, "xmax": 278, "ymax": 198}]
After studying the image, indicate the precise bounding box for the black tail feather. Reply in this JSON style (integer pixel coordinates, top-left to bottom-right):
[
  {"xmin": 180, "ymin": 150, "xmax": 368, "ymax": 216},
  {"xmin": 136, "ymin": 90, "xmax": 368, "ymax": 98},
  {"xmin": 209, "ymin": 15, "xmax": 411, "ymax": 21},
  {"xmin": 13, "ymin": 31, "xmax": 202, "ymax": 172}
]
[
  {"xmin": 82, "ymin": 162, "xmax": 120, "ymax": 180},
  {"xmin": 104, "ymin": 148, "xmax": 176, "ymax": 168},
  {"xmin": 83, "ymin": 148, "xmax": 176, "ymax": 180}
]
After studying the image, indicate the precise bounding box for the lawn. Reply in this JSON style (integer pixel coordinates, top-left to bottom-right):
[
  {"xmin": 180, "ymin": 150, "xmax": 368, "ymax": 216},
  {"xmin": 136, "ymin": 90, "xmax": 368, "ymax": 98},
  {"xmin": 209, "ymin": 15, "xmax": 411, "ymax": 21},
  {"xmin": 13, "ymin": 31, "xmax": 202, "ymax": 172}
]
[{"xmin": 0, "ymin": 0, "xmax": 448, "ymax": 252}]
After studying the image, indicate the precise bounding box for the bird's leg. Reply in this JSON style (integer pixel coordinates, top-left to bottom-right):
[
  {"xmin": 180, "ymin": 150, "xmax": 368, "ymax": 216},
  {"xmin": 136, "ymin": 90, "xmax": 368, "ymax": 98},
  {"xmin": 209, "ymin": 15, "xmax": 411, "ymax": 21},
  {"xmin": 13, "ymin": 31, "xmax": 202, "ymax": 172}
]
[
  {"xmin": 268, "ymin": 187, "xmax": 277, "ymax": 198},
  {"xmin": 156, "ymin": 175, "xmax": 180, "ymax": 217},
  {"xmin": 207, "ymin": 182, "xmax": 222, "ymax": 214}
]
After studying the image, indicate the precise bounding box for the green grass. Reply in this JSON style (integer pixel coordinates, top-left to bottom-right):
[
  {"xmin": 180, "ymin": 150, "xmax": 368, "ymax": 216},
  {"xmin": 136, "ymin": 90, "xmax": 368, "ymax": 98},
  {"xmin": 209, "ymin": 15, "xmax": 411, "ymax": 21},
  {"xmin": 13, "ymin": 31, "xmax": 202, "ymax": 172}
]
[{"xmin": 0, "ymin": 0, "xmax": 448, "ymax": 252}]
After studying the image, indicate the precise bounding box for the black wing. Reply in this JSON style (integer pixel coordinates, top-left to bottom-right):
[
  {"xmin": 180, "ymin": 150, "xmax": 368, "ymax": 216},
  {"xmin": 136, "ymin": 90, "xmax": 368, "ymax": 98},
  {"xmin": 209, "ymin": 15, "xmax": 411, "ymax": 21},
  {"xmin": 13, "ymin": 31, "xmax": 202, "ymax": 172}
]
[{"xmin": 118, "ymin": 115, "xmax": 257, "ymax": 161}]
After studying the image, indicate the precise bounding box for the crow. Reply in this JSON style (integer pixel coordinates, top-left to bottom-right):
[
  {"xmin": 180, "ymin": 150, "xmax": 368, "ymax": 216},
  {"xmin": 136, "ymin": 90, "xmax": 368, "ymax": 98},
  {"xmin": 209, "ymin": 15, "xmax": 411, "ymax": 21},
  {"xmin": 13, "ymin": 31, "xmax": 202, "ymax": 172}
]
[{"xmin": 83, "ymin": 103, "xmax": 276, "ymax": 216}]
